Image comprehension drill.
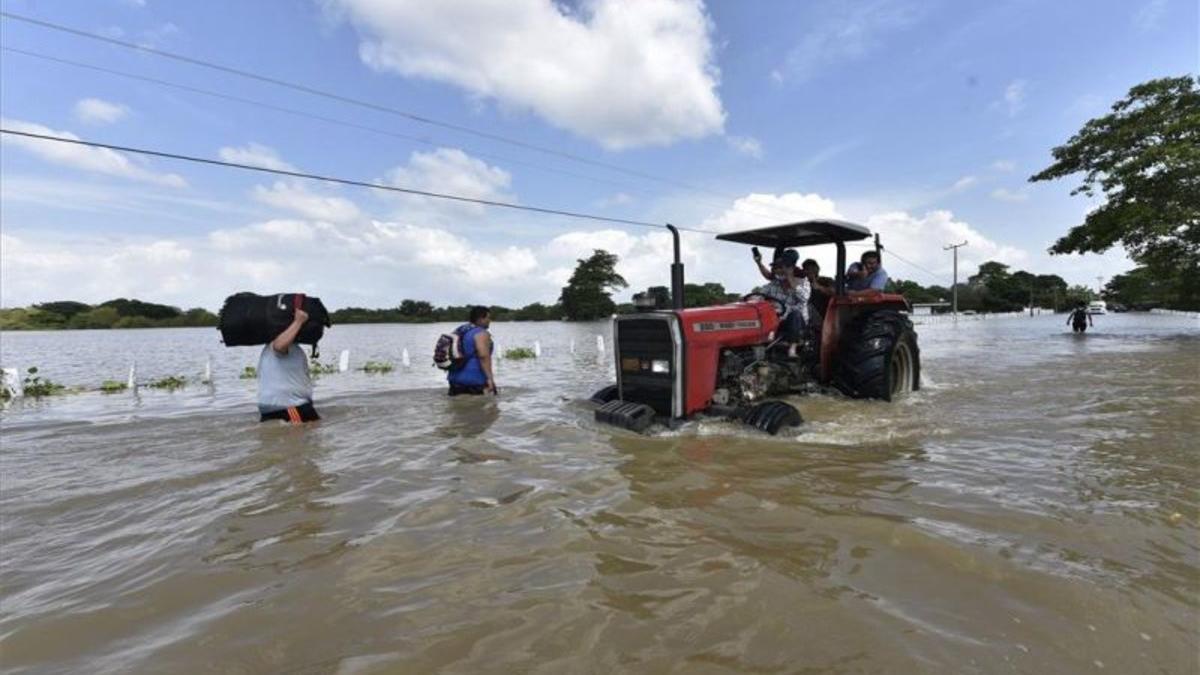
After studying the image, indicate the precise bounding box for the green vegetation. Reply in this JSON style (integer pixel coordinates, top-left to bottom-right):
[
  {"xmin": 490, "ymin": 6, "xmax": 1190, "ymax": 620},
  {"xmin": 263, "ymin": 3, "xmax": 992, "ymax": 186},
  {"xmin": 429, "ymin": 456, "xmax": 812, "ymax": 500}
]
[
  {"xmin": 503, "ymin": 347, "xmax": 537, "ymax": 360},
  {"xmin": 99, "ymin": 380, "xmax": 128, "ymax": 393},
  {"xmin": 0, "ymin": 298, "xmax": 218, "ymax": 331},
  {"xmin": 147, "ymin": 375, "xmax": 187, "ymax": 390},
  {"xmin": 20, "ymin": 367, "xmax": 66, "ymax": 398},
  {"xmin": 360, "ymin": 360, "xmax": 394, "ymax": 374},
  {"xmin": 559, "ymin": 250, "xmax": 628, "ymax": 320},
  {"xmin": 886, "ymin": 262, "xmax": 1091, "ymax": 313},
  {"xmin": 239, "ymin": 366, "xmax": 257, "ymax": 379},
  {"xmin": 310, "ymin": 360, "xmax": 339, "ymax": 376},
  {"xmin": 330, "ymin": 300, "xmax": 562, "ymax": 324},
  {"xmin": 1030, "ymin": 75, "xmax": 1199, "ymax": 310}
]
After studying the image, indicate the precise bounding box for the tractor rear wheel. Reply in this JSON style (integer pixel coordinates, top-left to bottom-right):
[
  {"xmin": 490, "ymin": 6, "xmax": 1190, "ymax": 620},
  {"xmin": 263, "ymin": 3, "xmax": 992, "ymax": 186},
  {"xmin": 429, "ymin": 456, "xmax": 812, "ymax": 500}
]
[{"xmin": 833, "ymin": 310, "xmax": 920, "ymax": 400}]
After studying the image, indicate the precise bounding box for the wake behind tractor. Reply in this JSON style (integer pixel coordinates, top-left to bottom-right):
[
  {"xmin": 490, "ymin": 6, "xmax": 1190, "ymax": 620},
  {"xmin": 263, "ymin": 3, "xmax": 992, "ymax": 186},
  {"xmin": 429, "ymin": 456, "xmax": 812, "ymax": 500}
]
[{"xmin": 590, "ymin": 220, "xmax": 920, "ymax": 435}]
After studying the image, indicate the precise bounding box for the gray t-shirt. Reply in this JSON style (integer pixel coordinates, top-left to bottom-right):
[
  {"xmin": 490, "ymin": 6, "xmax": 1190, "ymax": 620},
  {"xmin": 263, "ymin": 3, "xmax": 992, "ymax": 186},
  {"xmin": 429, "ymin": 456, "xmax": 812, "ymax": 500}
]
[{"xmin": 257, "ymin": 344, "xmax": 312, "ymax": 413}]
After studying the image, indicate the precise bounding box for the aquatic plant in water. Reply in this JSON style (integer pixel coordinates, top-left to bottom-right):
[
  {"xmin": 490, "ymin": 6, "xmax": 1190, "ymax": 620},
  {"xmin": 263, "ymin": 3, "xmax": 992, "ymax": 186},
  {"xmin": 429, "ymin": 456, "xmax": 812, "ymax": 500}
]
[
  {"xmin": 239, "ymin": 366, "xmax": 257, "ymax": 379},
  {"xmin": 147, "ymin": 375, "xmax": 187, "ymax": 390},
  {"xmin": 21, "ymin": 367, "xmax": 66, "ymax": 398},
  {"xmin": 504, "ymin": 347, "xmax": 537, "ymax": 360},
  {"xmin": 99, "ymin": 380, "xmax": 128, "ymax": 394},
  {"xmin": 360, "ymin": 360, "xmax": 394, "ymax": 374},
  {"xmin": 310, "ymin": 360, "xmax": 339, "ymax": 376}
]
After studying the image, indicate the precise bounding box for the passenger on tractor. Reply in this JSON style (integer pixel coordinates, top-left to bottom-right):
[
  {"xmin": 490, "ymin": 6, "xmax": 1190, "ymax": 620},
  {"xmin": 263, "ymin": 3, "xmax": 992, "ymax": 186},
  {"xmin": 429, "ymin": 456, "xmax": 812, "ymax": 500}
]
[
  {"xmin": 847, "ymin": 250, "xmax": 889, "ymax": 296},
  {"xmin": 801, "ymin": 258, "xmax": 835, "ymax": 321},
  {"xmin": 752, "ymin": 247, "xmax": 810, "ymax": 357}
]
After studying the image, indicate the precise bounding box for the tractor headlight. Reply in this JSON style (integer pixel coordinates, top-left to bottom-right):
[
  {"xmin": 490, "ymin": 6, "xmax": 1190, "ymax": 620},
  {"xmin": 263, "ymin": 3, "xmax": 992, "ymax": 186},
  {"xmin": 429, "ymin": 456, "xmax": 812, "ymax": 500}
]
[{"xmin": 651, "ymin": 359, "xmax": 670, "ymax": 374}]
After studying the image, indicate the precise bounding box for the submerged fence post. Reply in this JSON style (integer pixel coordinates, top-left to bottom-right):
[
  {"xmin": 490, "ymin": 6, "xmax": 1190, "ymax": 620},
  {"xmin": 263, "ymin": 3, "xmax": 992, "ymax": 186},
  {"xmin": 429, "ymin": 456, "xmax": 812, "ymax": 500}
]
[
  {"xmin": 203, "ymin": 356, "xmax": 212, "ymax": 384},
  {"xmin": 127, "ymin": 363, "xmax": 137, "ymax": 391},
  {"xmin": 1, "ymin": 367, "xmax": 23, "ymax": 399},
  {"xmin": 569, "ymin": 339, "xmax": 576, "ymax": 355},
  {"xmin": 338, "ymin": 350, "xmax": 350, "ymax": 373},
  {"xmin": 534, "ymin": 340, "xmax": 541, "ymax": 358},
  {"xmin": 596, "ymin": 335, "xmax": 605, "ymax": 355},
  {"xmin": 401, "ymin": 348, "xmax": 411, "ymax": 368}
]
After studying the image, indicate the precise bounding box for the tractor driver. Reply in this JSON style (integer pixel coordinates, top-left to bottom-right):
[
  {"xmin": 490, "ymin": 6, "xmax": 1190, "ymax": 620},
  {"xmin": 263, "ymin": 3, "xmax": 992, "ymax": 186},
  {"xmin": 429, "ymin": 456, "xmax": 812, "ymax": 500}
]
[{"xmin": 752, "ymin": 248, "xmax": 810, "ymax": 357}]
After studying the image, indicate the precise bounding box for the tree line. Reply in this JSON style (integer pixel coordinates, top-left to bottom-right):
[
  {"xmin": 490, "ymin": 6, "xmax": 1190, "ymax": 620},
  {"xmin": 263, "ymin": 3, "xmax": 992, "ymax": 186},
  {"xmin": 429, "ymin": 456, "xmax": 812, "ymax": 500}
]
[{"xmin": 0, "ymin": 299, "xmax": 218, "ymax": 331}]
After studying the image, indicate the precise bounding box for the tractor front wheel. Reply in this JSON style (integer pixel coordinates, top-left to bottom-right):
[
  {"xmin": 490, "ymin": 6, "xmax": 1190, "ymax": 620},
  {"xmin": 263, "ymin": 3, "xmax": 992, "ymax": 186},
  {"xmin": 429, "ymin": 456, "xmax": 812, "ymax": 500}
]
[{"xmin": 833, "ymin": 310, "xmax": 920, "ymax": 401}]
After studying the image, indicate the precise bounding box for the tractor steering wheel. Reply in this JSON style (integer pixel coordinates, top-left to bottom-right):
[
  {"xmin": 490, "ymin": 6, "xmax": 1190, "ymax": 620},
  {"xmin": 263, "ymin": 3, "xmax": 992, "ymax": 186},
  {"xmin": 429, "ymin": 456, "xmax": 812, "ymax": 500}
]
[{"xmin": 741, "ymin": 293, "xmax": 785, "ymax": 317}]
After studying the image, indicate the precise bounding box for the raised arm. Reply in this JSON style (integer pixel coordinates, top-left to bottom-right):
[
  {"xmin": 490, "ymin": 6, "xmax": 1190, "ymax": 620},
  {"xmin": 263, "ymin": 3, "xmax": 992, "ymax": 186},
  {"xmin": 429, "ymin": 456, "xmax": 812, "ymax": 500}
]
[{"xmin": 271, "ymin": 308, "xmax": 309, "ymax": 354}]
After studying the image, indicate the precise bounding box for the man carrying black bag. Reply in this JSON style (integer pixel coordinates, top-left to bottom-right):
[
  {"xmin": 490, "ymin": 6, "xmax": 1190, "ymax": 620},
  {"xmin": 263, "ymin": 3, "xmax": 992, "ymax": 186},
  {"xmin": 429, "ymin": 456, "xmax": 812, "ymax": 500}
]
[{"xmin": 258, "ymin": 305, "xmax": 319, "ymax": 424}]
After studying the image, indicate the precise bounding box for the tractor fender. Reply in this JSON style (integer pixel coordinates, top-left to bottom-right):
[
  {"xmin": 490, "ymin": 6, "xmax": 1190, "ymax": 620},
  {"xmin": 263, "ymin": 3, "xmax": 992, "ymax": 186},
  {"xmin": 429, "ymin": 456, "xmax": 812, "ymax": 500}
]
[{"xmin": 820, "ymin": 293, "xmax": 911, "ymax": 383}]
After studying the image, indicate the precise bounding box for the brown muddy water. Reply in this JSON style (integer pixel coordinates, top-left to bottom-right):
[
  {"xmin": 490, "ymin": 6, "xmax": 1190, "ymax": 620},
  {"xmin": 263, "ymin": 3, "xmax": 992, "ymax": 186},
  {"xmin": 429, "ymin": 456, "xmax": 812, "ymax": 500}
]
[{"xmin": 1, "ymin": 314, "xmax": 1197, "ymax": 674}]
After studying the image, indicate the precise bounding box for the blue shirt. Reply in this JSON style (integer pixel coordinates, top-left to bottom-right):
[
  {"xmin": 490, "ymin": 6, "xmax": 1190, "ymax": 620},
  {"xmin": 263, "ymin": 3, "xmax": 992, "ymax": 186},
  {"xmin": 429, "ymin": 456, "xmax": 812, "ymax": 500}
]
[
  {"xmin": 848, "ymin": 266, "xmax": 889, "ymax": 291},
  {"xmin": 448, "ymin": 325, "xmax": 490, "ymax": 388},
  {"xmin": 257, "ymin": 344, "xmax": 312, "ymax": 412}
]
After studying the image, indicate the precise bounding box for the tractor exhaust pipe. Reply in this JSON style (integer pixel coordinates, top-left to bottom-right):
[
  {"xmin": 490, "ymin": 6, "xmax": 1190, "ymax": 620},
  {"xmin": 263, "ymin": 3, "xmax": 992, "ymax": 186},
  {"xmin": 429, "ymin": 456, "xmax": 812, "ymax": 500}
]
[{"xmin": 667, "ymin": 224, "xmax": 684, "ymax": 309}]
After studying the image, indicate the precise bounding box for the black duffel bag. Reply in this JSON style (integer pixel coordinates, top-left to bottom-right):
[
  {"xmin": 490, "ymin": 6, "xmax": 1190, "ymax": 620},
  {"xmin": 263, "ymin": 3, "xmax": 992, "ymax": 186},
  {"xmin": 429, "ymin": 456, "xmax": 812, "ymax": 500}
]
[{"xmin": 218, "ymin": 292, "xmax": 332, "ymax": 353}]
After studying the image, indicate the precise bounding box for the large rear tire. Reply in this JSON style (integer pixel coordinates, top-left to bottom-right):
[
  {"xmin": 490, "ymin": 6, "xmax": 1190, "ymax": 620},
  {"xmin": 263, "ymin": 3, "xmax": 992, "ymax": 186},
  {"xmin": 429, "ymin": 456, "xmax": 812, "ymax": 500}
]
[{"xmin": 833, "ymin": 310, "xmax": 920, "ymax": 401}]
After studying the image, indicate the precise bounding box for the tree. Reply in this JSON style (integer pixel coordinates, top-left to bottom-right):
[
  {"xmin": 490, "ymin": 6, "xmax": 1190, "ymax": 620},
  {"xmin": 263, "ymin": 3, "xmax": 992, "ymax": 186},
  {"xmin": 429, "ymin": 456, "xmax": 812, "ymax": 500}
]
[
  {"xmin": 559, "ymin": 250, "xmax": 627, "ymax": 321},
  {"xmin": 399, "ymin": 299, "xmax": 434, "ymax": 318},
  {"xmin": 1030, "ymin": 75, "xmax": 1199, "ymax": 309}
]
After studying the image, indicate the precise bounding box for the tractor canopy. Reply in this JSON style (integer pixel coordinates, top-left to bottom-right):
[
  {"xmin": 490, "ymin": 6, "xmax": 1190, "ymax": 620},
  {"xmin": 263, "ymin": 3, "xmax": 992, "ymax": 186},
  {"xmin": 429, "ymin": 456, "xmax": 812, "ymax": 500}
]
[{"xmin": 715, "ymin": 219, "xmax": 871, "ymax": 248}]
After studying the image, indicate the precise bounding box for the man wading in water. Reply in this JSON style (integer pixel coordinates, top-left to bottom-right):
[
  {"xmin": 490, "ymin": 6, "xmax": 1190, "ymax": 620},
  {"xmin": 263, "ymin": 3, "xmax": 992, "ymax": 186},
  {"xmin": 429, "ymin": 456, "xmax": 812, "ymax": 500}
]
[
  {"xmin": 1068, "ymin": 302, "xmax": 1093, "ymax": 333},
  {"xmin": 448, "ymin": 306, "xmax": 498, "ymax": 396},
  {"xmin": 257, "ymin": 307, "xmax": 320, "ymax": 423}
]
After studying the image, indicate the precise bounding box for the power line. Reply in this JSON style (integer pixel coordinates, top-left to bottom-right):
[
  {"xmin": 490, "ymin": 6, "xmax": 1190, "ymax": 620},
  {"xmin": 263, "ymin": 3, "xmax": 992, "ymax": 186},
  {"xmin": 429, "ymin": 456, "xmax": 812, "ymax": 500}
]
[
  {"xmin": 883, "ymin": 247, "xmax": 954, "ymax": 285},
  {"xmin": 0, "ymin": 128, "xmax": 714, "ymax": 233},
  {"xmin": 0, "ymin": 12, "xmax": 863, "ymax": 231},
  {"xmin": 1, "ymin": 46, "xmax": 695, "ymax": 209}
]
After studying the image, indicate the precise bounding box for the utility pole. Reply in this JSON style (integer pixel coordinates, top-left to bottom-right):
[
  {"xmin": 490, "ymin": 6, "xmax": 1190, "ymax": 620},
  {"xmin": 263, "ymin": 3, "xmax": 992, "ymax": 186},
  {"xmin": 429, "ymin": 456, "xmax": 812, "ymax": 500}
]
[
  {"xmin": 1096, "ymin": 275, "xmax": 1104, "ymax": 299},
  {"xmin": 944, "ymin": 241, "xmax": 968, "ymax": 314}
]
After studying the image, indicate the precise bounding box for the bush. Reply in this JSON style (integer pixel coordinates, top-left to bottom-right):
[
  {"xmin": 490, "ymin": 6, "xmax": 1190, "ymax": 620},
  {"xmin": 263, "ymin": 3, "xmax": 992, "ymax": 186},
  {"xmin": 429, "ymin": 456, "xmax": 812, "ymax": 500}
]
[
  {"xmin": 504, "ymin": 347, "xmax": 536, "ymax": 359},
  {"xmin": 360, "ymin": 360, "xmax": 394, "ymax": 374},
  {"xmin": 239, "ymin": 366, "xmax": 257, "ymax": 379}
]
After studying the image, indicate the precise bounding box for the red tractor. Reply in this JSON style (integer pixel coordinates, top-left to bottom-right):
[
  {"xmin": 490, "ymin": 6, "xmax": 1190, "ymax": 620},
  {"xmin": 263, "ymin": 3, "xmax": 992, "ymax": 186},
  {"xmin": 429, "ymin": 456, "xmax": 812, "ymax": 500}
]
[{"xmin": 591, "ymin": 220, "xmax": 920, "ymax": 435}]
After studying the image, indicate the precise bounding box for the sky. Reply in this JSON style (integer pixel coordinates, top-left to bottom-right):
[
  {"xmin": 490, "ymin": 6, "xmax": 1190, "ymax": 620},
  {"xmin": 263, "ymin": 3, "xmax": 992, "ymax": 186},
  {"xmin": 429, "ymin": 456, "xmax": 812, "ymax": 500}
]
[{"xmin": 0, "ymin": 0, "xmax": 1196, "ymax": 311}]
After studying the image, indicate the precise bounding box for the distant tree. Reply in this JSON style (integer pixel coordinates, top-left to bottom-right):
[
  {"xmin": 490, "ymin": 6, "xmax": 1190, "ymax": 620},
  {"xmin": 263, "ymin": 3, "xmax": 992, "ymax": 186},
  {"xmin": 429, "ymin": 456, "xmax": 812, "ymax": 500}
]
[
  {"xmin": 99, "ymin": 298, "xmax": 181, "ymax": 320},
  {"xmin": 559, "ymin": 250, "xmax": 627, "ymax": 321},
  {"xmin": 35, "ymin": 301, "xmax": 91, "ymax": 319},
  {"xmin": 646, "ymin": 285, "xmax": 672, "ymax": 308},
  {"xmin": 1030, "ymin": 75, "xmax": 1199, "ymax": 309},
  {"xmin": 682, "ymin": 282, "xmax": 737, "ymax": 308},
  {"xmin": 399, "ymin": 299, "xmax": 434, "ymax": 317}
]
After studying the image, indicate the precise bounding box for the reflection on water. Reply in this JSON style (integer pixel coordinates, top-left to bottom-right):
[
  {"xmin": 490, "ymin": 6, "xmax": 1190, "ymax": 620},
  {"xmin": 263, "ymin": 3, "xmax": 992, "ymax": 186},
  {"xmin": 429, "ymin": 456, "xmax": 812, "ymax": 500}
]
[{"xmin": 0, "ymin": 315, "xmax": 1197, "ymax": 673}]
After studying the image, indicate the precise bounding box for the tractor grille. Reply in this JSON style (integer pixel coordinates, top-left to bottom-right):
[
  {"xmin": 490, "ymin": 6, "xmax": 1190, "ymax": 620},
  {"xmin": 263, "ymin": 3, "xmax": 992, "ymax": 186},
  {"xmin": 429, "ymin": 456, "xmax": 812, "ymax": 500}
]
[{"xmin": 615, "ymin": 316, "xmax": 678, "ymax": 416}]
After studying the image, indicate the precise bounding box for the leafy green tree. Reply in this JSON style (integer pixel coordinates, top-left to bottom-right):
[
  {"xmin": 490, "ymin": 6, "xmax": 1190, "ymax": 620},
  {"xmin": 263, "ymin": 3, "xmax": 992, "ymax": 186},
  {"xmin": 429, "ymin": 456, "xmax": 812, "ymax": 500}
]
[
  {"xmin": 683, "ymin": 282, "xmax": 737, "ymax": 308},
  {"xmin": 35, "ymin": 301, "xmax": 91, "ymax": 319},
  {"xmin": 399, "ymin": 299, "xmax": 434, "ymax": 317},
  {"xmin": 1030, "ymin": 75, "xmax": 1199, "ymax": 309},
  {"xmin": 559, "ymin": 250, "xmax": 627, "ymax": 321}
]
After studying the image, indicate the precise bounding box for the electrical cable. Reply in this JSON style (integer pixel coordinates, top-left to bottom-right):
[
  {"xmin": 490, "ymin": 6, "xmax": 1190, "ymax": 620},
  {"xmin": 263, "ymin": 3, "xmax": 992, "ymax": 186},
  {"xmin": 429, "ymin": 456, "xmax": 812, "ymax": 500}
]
[
  {"xmin": 0, "ymin": 128, "xmax": 716, "ymax": 233},
  {"xmin": 0, "ymin": 12, "xmax": 857, "ymax": 230}
]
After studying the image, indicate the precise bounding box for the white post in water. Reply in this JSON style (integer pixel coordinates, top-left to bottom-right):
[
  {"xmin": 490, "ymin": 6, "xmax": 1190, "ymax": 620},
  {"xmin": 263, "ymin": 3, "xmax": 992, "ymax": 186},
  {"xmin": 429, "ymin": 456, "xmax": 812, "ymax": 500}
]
[
  {"xmin": 127, "ymin": 363, "xmax": 137, "ymax": 391},
  {"xmin": 338, "ymin": 350, "xmax": 350, "ymax": 373},
  {"xmin": 1, "ymin": 367, "xmax": 23, "ymax": 399},
  {"xmin": 533, "ymin": 340, "xmax": 542, "ymax": 358},
  {"xmin": 203, "ymin": 356, "xmax": 212, "ymax": 384},
  {"xmin": 401, "ymin": 348, "xmax": 411, "ymax": 368},
  {"xmin": 569, "ymin": 338, "xmax": 576, "ymax": 355},
  {"xmin": 596, "ymin": 335, "xmax": 605, "ymax": 355}
]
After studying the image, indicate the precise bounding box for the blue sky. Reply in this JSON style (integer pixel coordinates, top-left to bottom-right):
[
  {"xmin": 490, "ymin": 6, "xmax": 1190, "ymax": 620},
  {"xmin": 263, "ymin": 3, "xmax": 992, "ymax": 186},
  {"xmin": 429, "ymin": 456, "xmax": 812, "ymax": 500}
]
[{"xmin": 1, "ymin": 0, "xmax": 1195, "ymax": 310}]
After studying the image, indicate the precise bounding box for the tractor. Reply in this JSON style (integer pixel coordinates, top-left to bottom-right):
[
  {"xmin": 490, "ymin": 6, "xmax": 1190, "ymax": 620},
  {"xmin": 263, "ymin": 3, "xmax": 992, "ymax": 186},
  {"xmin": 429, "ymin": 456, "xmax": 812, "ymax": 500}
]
[{"xmin": 590, "ymin": 220, "xmax": 920, "ymax": 435}]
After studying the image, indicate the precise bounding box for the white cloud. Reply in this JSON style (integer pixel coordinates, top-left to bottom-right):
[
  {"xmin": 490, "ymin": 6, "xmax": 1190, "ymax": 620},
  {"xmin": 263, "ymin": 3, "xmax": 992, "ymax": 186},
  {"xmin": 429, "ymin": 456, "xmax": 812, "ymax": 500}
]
[
  {"xmin": 1, "ymin": 118, "xmax": 186, "ymax": 187},
  {"xmin": 990, "ymin": 187, "xmax": 1028, "ymax": 202},
  {"xmin": 1002, "ymin": 79, "xmax": 1028, "ymax": 117},
  {"xmin": 726, "ymin": 135, "xmax": 763, "ymax": 159},
  {"xmin": 952, "ymin": 175, "xmax": 978, "ymax": 191},
  {"xmin": 702, "ymin": 192, "xmax": 841, "ymax": 232},
  {"xmin": 864, "ymin": 210, "xmax": 1028, "ymax": 284},
  {"xmin": 218, "ymin": 143, "xmax": 295, "ymax": 172},
  {"xmin": 74, "ymin": 98, "xmax": 130, "ymax": 125},
  {"xmin": 327, "ymin": 0, "xmax": 725, "ymax": 148},
  {"xmin": 776, "ymin": 0, "xmax": 922, "ymax": 83},
  {"xmin": 597, "ymin": 192, "xmax": 634, "ymax": 208},
  {"xmin": 990, "ymin": 160, "xmax": 1015, "ymax": 172},
  {"xmin": 383, "ymin": 147, "xmax": 513, "ymax": 216},
  {"xmin": 252, "ymin": 181, "xmax": 362, "ymax": 224}
]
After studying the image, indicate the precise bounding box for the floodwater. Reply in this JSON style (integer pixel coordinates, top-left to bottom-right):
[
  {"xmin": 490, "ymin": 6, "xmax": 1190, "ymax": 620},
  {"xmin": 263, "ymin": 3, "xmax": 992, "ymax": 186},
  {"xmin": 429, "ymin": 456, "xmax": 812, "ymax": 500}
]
[{"xmin": 1, "ymin": 314, "xmax": 1197, "ymax": 674}]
